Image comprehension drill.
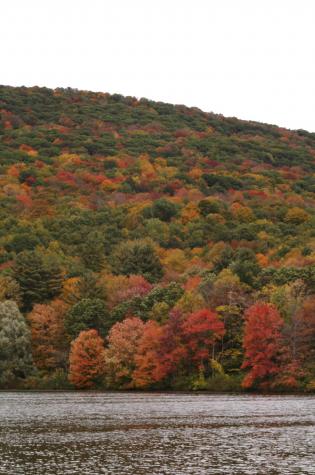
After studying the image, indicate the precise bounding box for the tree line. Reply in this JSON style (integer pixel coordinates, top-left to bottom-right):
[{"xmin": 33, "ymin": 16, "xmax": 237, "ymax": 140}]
[{"xmin": 0, "ymin": 85, "xmax": 315, "ymax": 391}]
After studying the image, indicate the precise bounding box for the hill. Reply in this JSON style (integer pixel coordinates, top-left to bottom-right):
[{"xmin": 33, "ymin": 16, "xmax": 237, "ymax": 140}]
[{"xmin": 0, "ymin": 84, "xmax": 315, "ymax": 391}]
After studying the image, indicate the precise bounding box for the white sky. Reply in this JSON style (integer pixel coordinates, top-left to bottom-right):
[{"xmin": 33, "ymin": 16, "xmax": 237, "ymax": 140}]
[{"xmin": 2, "ymin": 0, "xmax": 315, "ymax": 132}]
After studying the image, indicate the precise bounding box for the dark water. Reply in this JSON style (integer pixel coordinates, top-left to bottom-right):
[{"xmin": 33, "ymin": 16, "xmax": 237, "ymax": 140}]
[{"xmin": 0, "ymin": 392, "xmax": 314, "ymax": 475}]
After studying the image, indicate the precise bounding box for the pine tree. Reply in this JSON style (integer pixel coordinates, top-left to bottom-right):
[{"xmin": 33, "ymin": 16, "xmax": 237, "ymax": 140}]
[
  {"xmin": 64, "ymin": 298, "xmax": 109, "ymax": 339},
  {"xmin": 13, "ymin": 251, "xmax": 63, "ymax": 311}
]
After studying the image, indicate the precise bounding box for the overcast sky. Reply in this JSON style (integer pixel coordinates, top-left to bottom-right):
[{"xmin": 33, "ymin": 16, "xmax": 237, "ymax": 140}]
[{"xmin": 2, "ymin": 0, "xmax": 315, "ymax": 132}]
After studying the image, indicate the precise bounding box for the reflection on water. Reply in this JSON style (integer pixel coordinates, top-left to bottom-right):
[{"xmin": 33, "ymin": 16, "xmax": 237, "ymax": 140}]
[{"xmin": 0, "ymin": 392, "xmax": 314, "ymax": 474}]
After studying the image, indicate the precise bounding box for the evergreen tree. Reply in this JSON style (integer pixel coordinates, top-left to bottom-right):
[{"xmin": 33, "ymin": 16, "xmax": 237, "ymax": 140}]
[
  {"xmin": 0, "ymin": 301, "xmax": 33, "ymax": 387},
  {"xmin": 65, "ymin": 298, "xmax": 109, "ymax": 339},
  {"xmin": 13, "ymin": 251, "xmax": 63, "ymax": 311},
  {"xmin": 112, "ymin": 239, "xmax": 163, "ymax": 283},
  {"xmin": 78, "ymin": 231, "xmax": 106, "ymax": 272}
]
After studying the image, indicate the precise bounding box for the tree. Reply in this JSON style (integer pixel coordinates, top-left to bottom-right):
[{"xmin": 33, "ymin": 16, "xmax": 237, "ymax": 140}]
[
  {"xmin": 203, "ymin": 268, "xmax": 248, "ymax": 308},
  {"xmin": 212, "ymin": 245, "xmax": 234, "ymax": 273},
  {"xmin": 5, "ymin": 232, "xmax": 41, "ymax": 253},
  {"xmin": 162, "ymin": 249, "xmax": 188, "ymax": 276},
  {"xmin": 182, "ymin": 309, "xmax": 225, "ymax": 373},
  {"xmin": 296, "ymin": 296, "xmax": 315, "ymax": 366},
  {"xmin": 0, "ymin": 276, "xmax": 21, "ymax": 305},
  {"xmin": 175, "ymin": 290, "xmax": 205, "ymax": 315},
  {"xmin": 13, "ymin": 250, "xmax": 63, "ymax": 311},
  {"xmin": 279, "ymin": 292, "xmax": 315, "ymax": 387},
  {"xmin": 181, "ymin": 203, "xmax": 199, "ymax": 224},
  {"xmin": 104, "ymin": 317, "xmax": 145, "ymax": 388},
  {"xmin": 271, "ymin": 280, "xmax": 305, "ymax": 362},
  {"xmin": 61, "ymin": 272, "xmax": 106, "ymax": 306},
  {"xmin": 61, "ymin": 277, "xmax": 82, "ymax": 305},
  {"xmin": 230, "ymin": 202, "xmax": 254, "ymax": 222},
  {"xmin": 75, "ymin": 272, "xmax": 107, "ymax": 301},
  {"xmin": 0, "ymin": 300, "xmax": 33, "ymax": 386},
  {"xmin": 111, "ymin": 239, "xmax": 163, "ymax": 283},
  {"xmin": 143, "ymin": 198, "xmax": 178, "ymax": 222},
  {"xmin": 230, "ymin": 248, "xmax": 261, "ymax": 287},
  {"xmin": 68, "ymin": 329, "xmax": 105, "ymax": 389},
  {"xmin": 152, "ymin": 309, "xmax": 187, "ymax": 382},
  {"xmin": 198, "ymin": 198, "xmax": 222, "ymax": 217},
  {"xmin": 144, "ymin": 219, "xmax": 169, "ymax": 246},
  {"xmin": 242, "ymin": 303, "xmax": 284, "ymax": 389},
  {"xmin": 77, "ymin": 231, "xmax": 106, "ymax": 271},
  {"xmin": 101, "ymin": 274, "xmax": 152, "ymax": 309},
  {"xmin": 139, "ymin": 282, "xmax": 184, "ymax": 320},
  {"xmin": 64, "ymin": 298, "xmax": 109, "ymax": 339},
  {"xmin": 285, "ymin": 207, "xmax": 309, "ymax": 224},
  {"xmin": 132, "ymin": 320, "xmax": 164, "ymax": 388},
  {"xmin": 216, "ymin": 305, "xmax": 244, "ymax": 373},
  {"xmin": 28, "ymin": 300, "xmax": 68, "ymax": 371}
]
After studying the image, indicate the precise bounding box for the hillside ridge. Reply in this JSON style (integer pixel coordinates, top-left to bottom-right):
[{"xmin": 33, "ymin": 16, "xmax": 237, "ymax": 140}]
[{"xmin": 0, "ymin": 84, "xmax": 315, "ymax": 392}]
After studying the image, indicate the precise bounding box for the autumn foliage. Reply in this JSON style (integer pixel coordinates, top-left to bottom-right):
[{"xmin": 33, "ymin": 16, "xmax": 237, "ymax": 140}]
[
  {"xmin": 103, "ymin": 309, "xmax": 225, "ymax": 389},
  {"xmin": 242, "ymin": 303, "xmax": 284, "ymax": 389},
  {"xmin": 132, "ymin": 321, "xmax": 164, "ymax": 388},
  {"xmin": 28, "ymin": 300, "xmax": 67, "ymax": 370},
  {"xmin": 1, "ymin": 85, "xmax": 315, "ymax": 391},
  {"xmin": 69, "ymin": 329, "xmax": 105, "ymax": 389},
  {"xmin": 182, "ymin": 309, "xmax": 225, "ymax": 367},
  {"xmin": 104, "ymin": 317, "xmax": 145, "ymax": 387}
]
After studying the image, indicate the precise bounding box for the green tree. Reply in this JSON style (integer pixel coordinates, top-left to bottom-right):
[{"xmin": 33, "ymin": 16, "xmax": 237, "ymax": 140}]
[
  {"xmin": 144, "ymin": 219, "xmax": 169, "ymax": 246},
  {"xmin": 76, "ymin": 272, "xmax": 107, "ymax": 301},
  {"xmin": 140, "ymin": 282, "xmax": 184, "ymax": 319},
  {"xmin": 78, "ymin": 231, "xmax": 106, "ymax": 272},
  {"xmin": 13, "ymin": 251, "xmax": 63, "ymax": 311},
  {"xmin": 5, "ymin": 232, "xmax": 41, "ymax": 253},
  {"xmin": 111, "ymin": 239, "xmax": 163, "ymax": 283},
  {"xmin": 198, "ymin": 199, "xmax": 222, "ymax": 216},
  {"xmin": 230, "ymin": 248, "xmax": 261, "ymax": 287},
  {"xmin": 64, "ymin": 298, "xmax": 109, "ymax": 339},
  {"xmin": 143, "ymin": 199, "xmax": 178, "ymax": 222},
  {"xmin": 213, "ymin": 245, "xmax": 234, "ymax": 273},
  {"xmin": 0, "ymin": 301, "xmax": 33, "ymax": 387}
]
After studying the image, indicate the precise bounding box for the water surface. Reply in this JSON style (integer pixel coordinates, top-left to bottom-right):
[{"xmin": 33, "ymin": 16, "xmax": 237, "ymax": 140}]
[{"xmin": 0, "ymin": 392, "xmax": 314, "ymax": 474}]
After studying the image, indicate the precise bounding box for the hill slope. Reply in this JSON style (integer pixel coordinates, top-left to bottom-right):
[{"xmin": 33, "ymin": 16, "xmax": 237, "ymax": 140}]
[{"xmin": 0, "ymin": 85, "xmax": 315, "ymax": 391}]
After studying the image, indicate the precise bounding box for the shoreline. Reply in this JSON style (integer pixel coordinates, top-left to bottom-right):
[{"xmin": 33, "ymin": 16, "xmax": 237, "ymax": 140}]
[{"xmin": 1, "ymin": 388, "xmax": 314, "ymax": 395}]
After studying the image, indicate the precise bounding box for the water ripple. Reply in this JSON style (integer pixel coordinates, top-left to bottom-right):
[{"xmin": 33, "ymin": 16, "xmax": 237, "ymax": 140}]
[{"xmin": 0, "ymin": 392, "xmax": 314, "ymax": 474}]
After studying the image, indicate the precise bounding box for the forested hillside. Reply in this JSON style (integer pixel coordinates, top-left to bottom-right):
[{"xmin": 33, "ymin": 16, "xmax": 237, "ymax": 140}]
[{"xmin": 1, "ymin": 85, "xmax": 315, "ymax": 391}]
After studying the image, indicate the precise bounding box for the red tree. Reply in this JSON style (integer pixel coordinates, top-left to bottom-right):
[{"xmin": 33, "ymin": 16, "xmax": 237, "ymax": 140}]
[
  {"xmin": 242, "ymin": 303, "xmax": 284, "ymax": 389},
  {"xmin": 132, "ymin": 321, "xmax": 164, "ymax": 388},
  {"xmin": 182, "ymin": 309, "xmax": 225, "ymax": 370},
  {"xmin": 154, "ymin": 310, "xmax": 187, "ymax": 381}
]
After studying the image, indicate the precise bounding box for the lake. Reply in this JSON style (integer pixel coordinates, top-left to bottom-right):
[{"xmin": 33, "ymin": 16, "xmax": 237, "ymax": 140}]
[{"xmin": 0, "ymin": 392, "xmax": 314, "ymax": 474}]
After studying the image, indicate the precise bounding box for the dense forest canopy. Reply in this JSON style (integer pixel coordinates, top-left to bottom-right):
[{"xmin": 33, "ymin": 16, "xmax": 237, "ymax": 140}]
[{"xmin": 0, "ymin": 85, "xmax": 315, "ymax": 391}]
